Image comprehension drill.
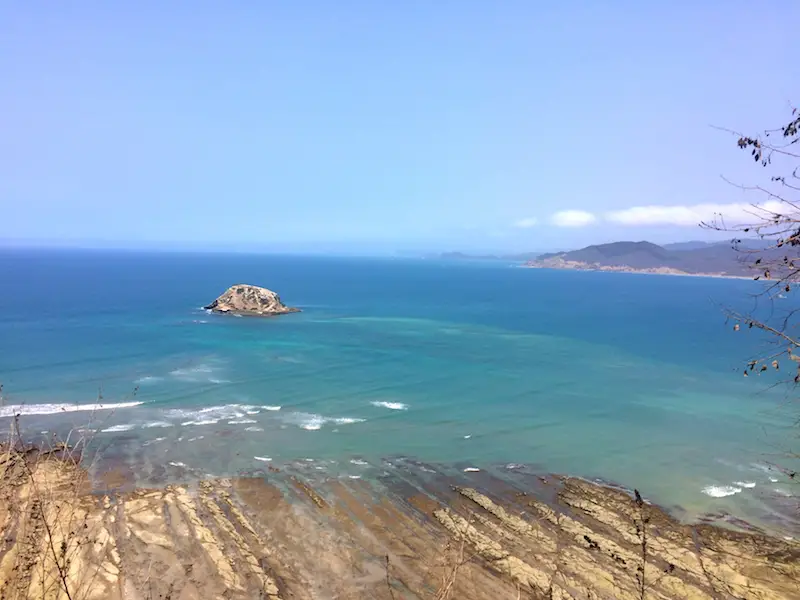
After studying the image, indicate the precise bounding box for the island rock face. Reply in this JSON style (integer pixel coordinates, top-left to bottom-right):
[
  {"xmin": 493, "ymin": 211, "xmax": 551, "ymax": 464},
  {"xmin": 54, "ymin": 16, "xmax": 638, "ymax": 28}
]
[{"xmin": 204, "ymin": 284, "xmax": 300, "ymax": 316}]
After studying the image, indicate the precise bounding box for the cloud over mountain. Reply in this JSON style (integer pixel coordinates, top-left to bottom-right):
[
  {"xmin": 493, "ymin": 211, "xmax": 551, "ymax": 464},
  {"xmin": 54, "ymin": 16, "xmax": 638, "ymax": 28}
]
[
  {"xmin": 550, "ymin": 210, "xmax": 597, "ymax": 227},
  {"xmin": 605, "ymin": 201, "xmax": 785, "ymax": 226}
]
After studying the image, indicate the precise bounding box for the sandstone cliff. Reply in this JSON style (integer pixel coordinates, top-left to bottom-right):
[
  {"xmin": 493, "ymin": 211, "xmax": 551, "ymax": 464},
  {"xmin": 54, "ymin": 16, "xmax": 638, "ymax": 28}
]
[{"xmin": 204, "ymin": 284, "xmax": 299, "ymax": 316}]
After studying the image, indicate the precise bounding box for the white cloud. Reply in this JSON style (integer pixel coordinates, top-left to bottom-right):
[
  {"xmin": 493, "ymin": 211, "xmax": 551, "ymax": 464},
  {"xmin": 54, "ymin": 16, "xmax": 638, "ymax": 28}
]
[
  {"xmin": 550, "ymin": 210, "xmax": 597, "ymax": 227},
  {"xmin": 605, "ymin": 201, "xmax": 786, "ymax": 226},
  {"xmin": 513, "ymin": 217, "xmax": 539, "ymax": 228}
]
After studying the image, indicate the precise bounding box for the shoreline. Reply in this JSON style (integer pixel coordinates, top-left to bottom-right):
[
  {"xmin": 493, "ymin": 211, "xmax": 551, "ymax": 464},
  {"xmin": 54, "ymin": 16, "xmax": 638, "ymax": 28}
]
[
  {"xmin": 7, "ymin": 419, "xmax": 798, "ymax": 540},
  {"xmin": 523, "ymin": 264, "xmax": 753, "ymax": 280},
  {"xmin": 2, "ymin": 444, "xmax": 799, "ymax": 599},
  {"xmin": 92, "ymin": 449, "xmax": 799, "ymax": 539}
]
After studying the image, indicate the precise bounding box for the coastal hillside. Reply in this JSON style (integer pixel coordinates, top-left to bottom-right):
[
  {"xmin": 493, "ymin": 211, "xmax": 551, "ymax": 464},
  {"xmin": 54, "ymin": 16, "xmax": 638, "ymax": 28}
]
[{"xmin": 527, "ymin": 240, "xmax": 755, "ymax": 277}]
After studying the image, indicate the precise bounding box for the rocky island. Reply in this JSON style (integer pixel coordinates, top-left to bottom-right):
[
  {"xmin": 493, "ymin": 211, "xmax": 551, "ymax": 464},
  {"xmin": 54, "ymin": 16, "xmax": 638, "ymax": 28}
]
[{"xmin": 205, "ymin": 284, "xmax": 300, "ymax": 316}]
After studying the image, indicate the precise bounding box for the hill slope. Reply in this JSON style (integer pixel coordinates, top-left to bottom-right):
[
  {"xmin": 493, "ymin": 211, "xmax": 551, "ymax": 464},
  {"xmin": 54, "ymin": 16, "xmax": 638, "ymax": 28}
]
[{"xmin": 527, "ymin": 240, "xmax": 752, "ymax": 277}]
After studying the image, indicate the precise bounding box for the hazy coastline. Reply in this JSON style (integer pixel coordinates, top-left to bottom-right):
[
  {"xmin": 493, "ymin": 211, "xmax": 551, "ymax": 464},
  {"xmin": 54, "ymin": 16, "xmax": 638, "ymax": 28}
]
[{"xmin": 523, "ymin": 260, "xmax": 753, "ymax": 280}]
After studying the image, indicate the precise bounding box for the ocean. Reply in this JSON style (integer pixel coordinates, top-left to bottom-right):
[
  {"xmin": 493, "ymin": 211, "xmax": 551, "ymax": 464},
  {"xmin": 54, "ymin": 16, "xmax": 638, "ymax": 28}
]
[{"xmin": 0, "ymin": 248, "xmax": 796, "ymax": 531}]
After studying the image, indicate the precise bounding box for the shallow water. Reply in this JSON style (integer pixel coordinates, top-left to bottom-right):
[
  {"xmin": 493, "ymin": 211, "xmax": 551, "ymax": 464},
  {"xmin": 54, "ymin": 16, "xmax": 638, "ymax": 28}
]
[{"xmin": 0, "ymin": 249, "xmax": 796, "ymax": 531}]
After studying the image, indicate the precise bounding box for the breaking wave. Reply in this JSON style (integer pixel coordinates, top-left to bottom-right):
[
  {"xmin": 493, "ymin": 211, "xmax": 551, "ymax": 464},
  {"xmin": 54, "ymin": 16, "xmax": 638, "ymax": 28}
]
[
  {"xmin": 166, "ymin": 404, "xmax": 273, "ymax": 425},
  {"xmin": 282, "ymin": 412, "xmax": 365, "ymax": 431},
  {"xmin": 371, "ymin": 401, "xmax": 408, "ymax": 410},
  {"xmin": 702, "ymin": 485, "xmax": 742, "ymax": 498},
  {"xmin": 0, "ymin": 401, "xmax": 143, "ymax": 419},
  {"xmin": 101, "ymin": 424, "xmax": 136, "ymax": 433}
]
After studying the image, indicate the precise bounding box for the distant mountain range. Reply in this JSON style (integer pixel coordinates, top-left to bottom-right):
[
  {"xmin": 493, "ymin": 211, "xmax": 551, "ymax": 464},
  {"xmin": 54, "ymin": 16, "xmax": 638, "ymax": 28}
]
[{"xmin": 527, "ymin": 240, "xmax": 760, "ymax": 277}]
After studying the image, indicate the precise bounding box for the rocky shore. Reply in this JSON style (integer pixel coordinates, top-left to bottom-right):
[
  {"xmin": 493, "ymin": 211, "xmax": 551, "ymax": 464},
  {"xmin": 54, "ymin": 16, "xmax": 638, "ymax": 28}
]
[{"xmin": 1, "ymin": 445, "xmax": 798, "ymax": 600}]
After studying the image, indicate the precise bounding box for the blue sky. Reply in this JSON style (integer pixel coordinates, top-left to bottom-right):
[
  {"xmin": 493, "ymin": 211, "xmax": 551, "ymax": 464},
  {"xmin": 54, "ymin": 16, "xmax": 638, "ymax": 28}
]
[{"xmin": 1, "ymin": 2, "xmax": 797, "ymax": 254}]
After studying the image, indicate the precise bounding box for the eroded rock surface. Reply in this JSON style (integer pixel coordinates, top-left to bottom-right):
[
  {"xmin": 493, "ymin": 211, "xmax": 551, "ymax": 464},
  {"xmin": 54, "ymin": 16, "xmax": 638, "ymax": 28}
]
[
  {"xmin": 204, "ymin": 284, "xmax": 299, "ymax": 316},
  {"xmin": 1, "ymin": 448, "xmax": 798, "ymax": 600}
]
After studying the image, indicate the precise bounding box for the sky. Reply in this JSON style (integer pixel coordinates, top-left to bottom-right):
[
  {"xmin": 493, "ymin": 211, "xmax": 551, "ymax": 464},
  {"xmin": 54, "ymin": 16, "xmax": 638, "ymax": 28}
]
[{"xmin": 1, "ymin": 2, "xmax": 798, "ymax": 254}]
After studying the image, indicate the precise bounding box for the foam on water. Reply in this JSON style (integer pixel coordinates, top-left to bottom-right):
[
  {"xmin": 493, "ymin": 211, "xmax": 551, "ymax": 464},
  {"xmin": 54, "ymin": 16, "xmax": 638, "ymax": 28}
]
[
  {"xmin": 244, "ymin": 426, "xmax": 264, "ymax": 432},
  {"xmin": 463, "ymin": 467, "xmax": 481, "ymax": 473},
  {"xmin": 228, "ymin": 419, "xmax": 257, "ymax": 424},
  {"xmin": 172, "ymin": 365, "xmax": 212, "ymax": 374},
  {"xmin": 168, "ymin": 364, "xmax": 229, "ymax": 384},
  {"xmin": 283, "ymin": 412, "xmax": 365, "ymax": 431},
  {"xmin": 702, "ymin": 485, "xmax": 742, "ymax": 498},
  {"xmin": 142, "ymin": 421, "xmax": 173, "ymax": 428},
  {"xmin": 181, "ymin": 419, "xmax": 218, "ymax": 426},
  {"xmin": 298, "ymin": 414, "xmax": 324, "ymax": 431},
  {"xmin": 371, "ymin": 401, "xmax": 408, "ymax": 410},
  {"xmin": 142, "ymin": 437, "xmax": 166, "ymax": 446},
  {"xmin": 0, "ymin": 401, "xmax": 143, "ymax": 418},
  {"xmin": 101, "ymin": 424, "xmax": 136, "ymax": 433},
  {"xmin": 333, "ymin": 417, "xmax": 365, "ymax": 425},
  {"xmin": 254, "ymin": 456, "xmax": 272, "ymax": 462},
  {"xmin": 350, "ymin": 459, "xmax": 369, "ymax": 466},
  {"xmin": 733, "ymin": 481, "xmax": 757, "ymax": 488},
  {"xmin": 166, "ymin": 404, "xmax": 267, "ymax": 425},
  {"xmin": 270, "ymin": 355, "xmax": 304, "ymax": 364}
]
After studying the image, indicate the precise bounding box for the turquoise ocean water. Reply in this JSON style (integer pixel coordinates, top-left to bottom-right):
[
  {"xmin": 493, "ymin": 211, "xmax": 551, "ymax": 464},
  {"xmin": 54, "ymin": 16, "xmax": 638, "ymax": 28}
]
[{"xmin": 0, "ymin": 249, "xmax": 796, "ymax": 530}]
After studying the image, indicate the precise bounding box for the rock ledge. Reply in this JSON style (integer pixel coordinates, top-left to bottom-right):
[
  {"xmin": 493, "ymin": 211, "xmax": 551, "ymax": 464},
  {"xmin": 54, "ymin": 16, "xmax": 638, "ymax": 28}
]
[{"xmin": 204, "ymin": 284, "xmax": 300, "ymax": 316}]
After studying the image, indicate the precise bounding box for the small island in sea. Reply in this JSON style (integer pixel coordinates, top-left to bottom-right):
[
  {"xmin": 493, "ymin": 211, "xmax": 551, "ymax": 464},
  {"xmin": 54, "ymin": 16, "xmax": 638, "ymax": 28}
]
[{"xmin": 205, "ymin": 284, "xmax": 300, "ymax": 316}]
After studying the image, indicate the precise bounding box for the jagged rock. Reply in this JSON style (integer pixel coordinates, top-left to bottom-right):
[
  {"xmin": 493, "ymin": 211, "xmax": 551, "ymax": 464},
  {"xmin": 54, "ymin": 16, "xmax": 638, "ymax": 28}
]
[{"xmin": 204, "ymin": 284, "xmax": 300, "ymax": 316}]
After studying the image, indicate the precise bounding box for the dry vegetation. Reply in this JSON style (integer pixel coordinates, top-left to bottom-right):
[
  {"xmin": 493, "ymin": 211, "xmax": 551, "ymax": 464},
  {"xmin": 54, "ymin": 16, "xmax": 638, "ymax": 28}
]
[
  {"xmin": 1, "ymin": 425, "xmax": 103, "ymax": 600},
  {"xmin": 703, "ymin": 108, "xmax": 800, "ymax": 484}
]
